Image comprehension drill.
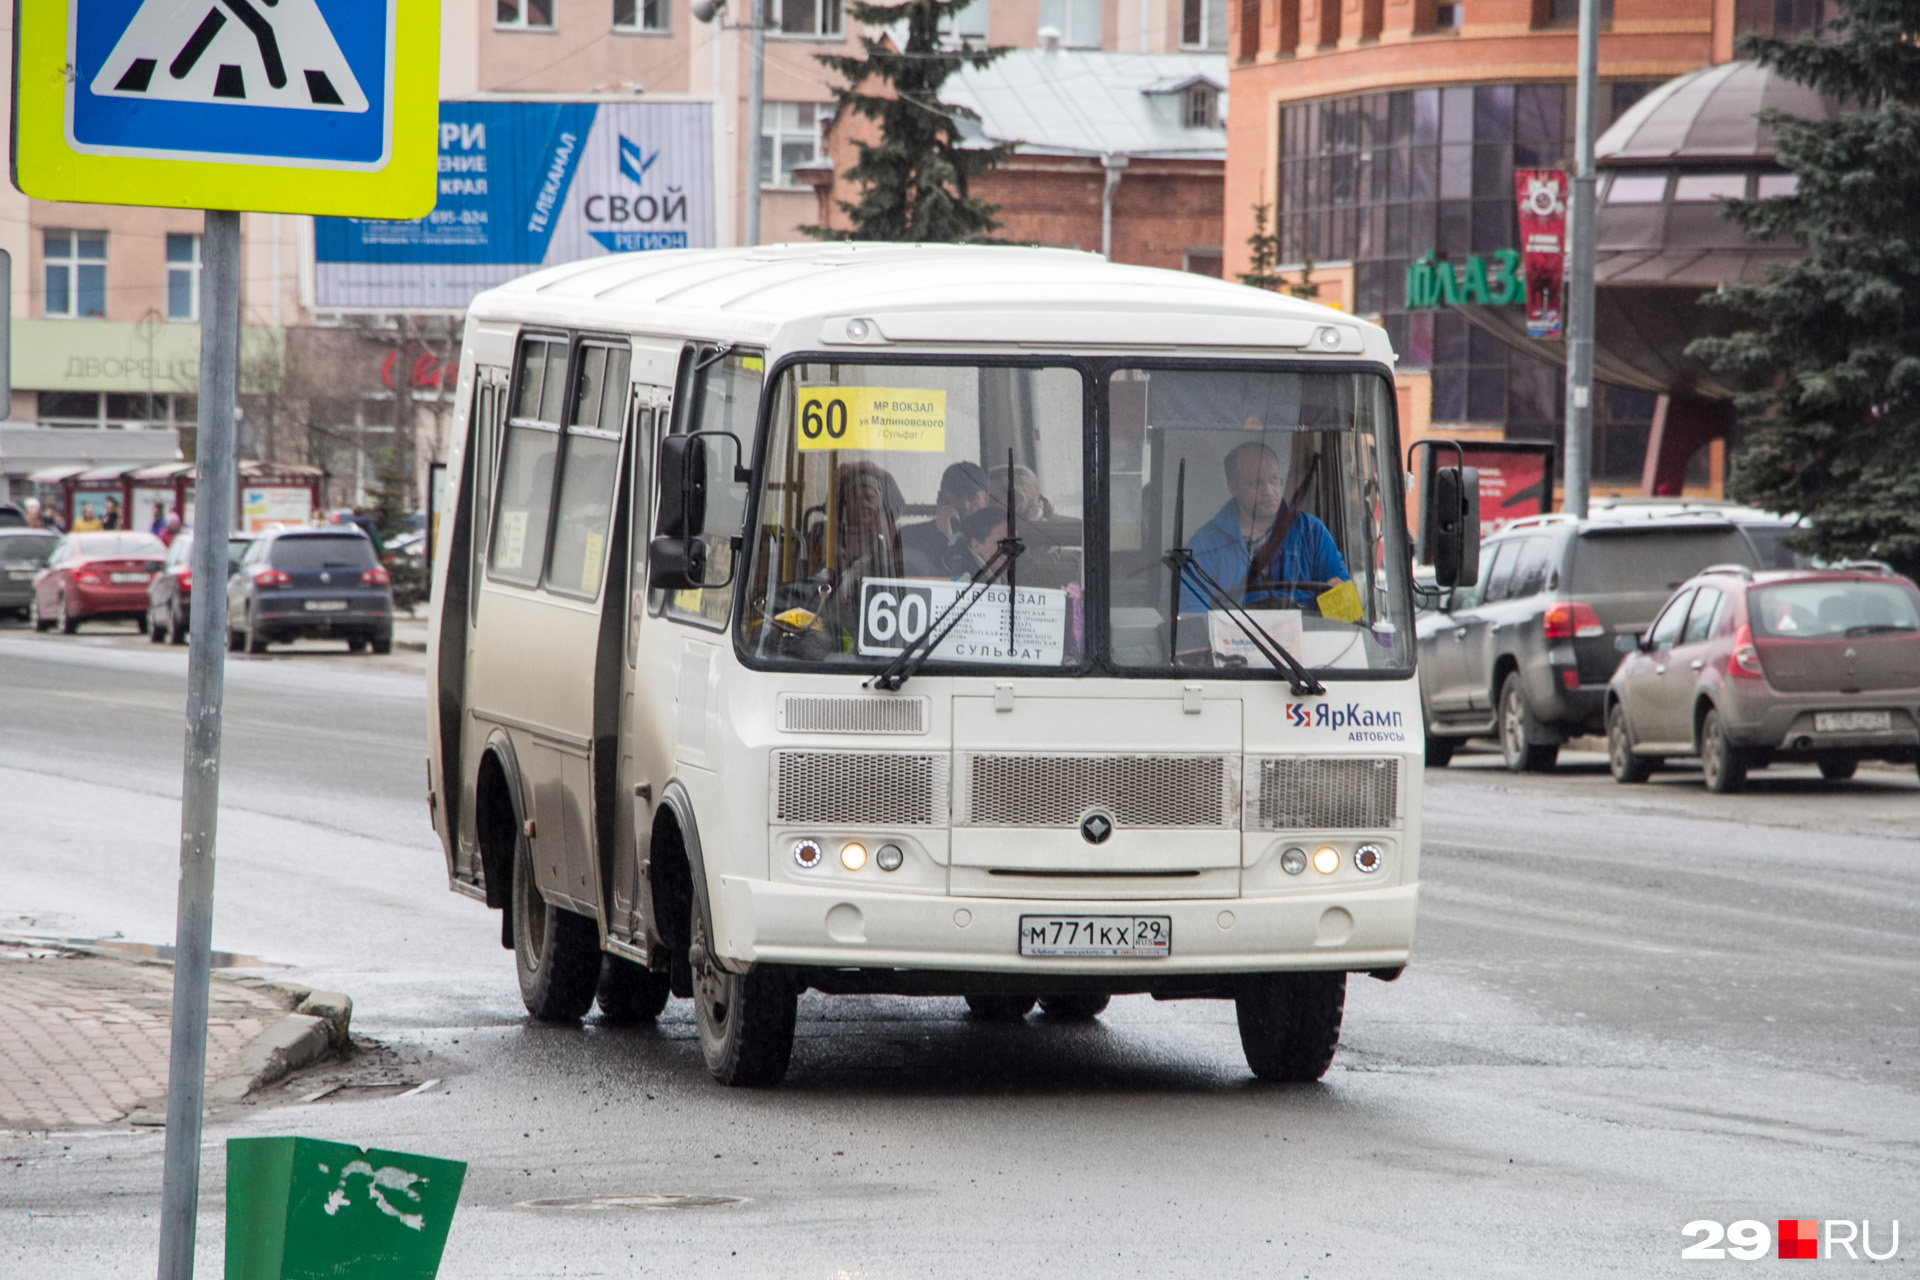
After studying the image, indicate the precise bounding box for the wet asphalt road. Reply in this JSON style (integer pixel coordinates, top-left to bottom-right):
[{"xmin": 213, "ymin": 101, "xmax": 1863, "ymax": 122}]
[{"xmin": 1, "ymin": 620, "xmax": 1916, "ymax": 1278}]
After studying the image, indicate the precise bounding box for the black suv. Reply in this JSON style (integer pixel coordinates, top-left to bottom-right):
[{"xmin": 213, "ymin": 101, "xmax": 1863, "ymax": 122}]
[
  {"xmin": 227, "ymin": 528, "xmax": 394, "ymax": 654},
  {"xmin": 1418, "ymin": 508, "xmax": 1802, "ymax": 771}
]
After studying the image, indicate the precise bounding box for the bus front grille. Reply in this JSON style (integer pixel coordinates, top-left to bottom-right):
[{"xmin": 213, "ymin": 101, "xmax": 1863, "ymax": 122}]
[
  {"xmin": 772, "ymin": 751, "xmax": 949, "ymax": 826},
  {"xmin": 1248, "ymin": 757, "xmax": 1400, "ymax": 830},
  {"xmin": 958, "ymin": 754, "xmax": 1236, "ymax": 828},
  {"xmin": 776, "ymin": 693, "xmax": 929, "ymax": 735}
]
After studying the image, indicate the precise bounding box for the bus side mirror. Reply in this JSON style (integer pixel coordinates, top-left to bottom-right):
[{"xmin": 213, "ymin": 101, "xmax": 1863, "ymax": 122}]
[
  {"xmin": 656, "ymin": 435, "xmax": 707, "ymax": 539},
  {"xmin": 648, "ymin": 535, "xmax": 709, "ymax": 591},
  {"xmin": 1422, "ymin": 465, "xmax": 1480, "ymax": 589}
]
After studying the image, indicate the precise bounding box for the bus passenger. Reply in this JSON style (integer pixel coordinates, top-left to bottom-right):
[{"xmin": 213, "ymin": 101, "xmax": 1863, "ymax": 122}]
[
  {"xmin": 1182, "ymin": 441, "xmax": 1349, "ymax": 612},
  {"xmin": 900, "ymin": 461, "xmax": 991, "ymax": 577}
]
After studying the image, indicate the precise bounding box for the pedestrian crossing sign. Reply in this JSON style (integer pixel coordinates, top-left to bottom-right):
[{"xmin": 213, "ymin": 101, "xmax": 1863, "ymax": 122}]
[{"xmin": 12, "ymin": 0, "xmax": 439, "ymax": 217}]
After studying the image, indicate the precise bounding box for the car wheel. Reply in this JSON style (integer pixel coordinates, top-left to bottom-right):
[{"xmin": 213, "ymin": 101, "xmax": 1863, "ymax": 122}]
[
  {"xmin": 1038, "ymin": 993, "xmax": 1110, "ymax": 1021},
  {"xmin": 511, "ymin": 835, "xmax": 601, "ymax": 1022},
  {"xmin": 29, "ymin": 595, "xmax": 49, "ymax": 633},
  {"xmin": 1818, "ymin": 758, "xmax": 1858, "ymax": 781},
  {"xmin": 134, "ymin": 611, "xmax": 148, "ymax": 636},
  {"xmin": 169, "ymin": 604, "xmax": 188, "ymax": 645},
  {"xmin": 148, "ymin": 605, "xmax": 168, "ymax": 643},
  {"xmin": 1236, "ymin": 971, "xmax": 1345, "ymax": 1083},
  {"xmin": 347, "ymin": 638, "xmax": 368, "ymax": 653},
  {"xmin": 691, "ymin": 906, "xmax": 797, "ymax": 1087},
  {"xmin": 595, "ymin": 954, "xmax": 673, "ymax": 1025},
  {"xmin": 1607, "ymin": 702, "xmax": 1651, "ymax": 784},
  {"xmin": 1700, "ymin": 709, "xmax": 1747, "ymax": 794},
  {"xmin": 58, "ymin": 595, "xmax": 79, "ymax": 635},
  {"xmin": 1498, "ymin": 673, "xmax": 1559, "ymax": 773},
  {"xmin": 1424, "ymin": 732, "xmax": 1455, "ymax": 768},
  {"xmin": 245, "ymin": 610, "xmax": 269, "ymax": 655},
  {"xmin": 370, "ymin": 635, "xmax": 393, "ymax": 655},
  {"xmin": 964, "ymin": 993, "xmax": 1037, "ymax": 1022}
]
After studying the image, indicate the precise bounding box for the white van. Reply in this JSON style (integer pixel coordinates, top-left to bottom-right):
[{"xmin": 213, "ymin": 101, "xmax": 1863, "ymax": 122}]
[{"xmin": 427, "ymin": 243, "xmax": 1460, "ymax": 1086}]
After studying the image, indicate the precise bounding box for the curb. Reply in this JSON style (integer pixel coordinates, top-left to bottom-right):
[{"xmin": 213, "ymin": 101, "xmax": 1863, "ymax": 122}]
[{"xmin": 4, "ymin": 935, "xmax": 353, "ymax": 1122}]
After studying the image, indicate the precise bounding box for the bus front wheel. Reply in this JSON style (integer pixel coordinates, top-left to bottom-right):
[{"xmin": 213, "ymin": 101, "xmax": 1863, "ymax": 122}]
[
  {"xmin": 1236, "ymin": 971, "xmax": 1345, "ymax": 1082},
  {"xmin": 690, "ymin": 908, "xmax": 796, "ymax": 1086},
  {"xmin": 512, "ymin": 842, "xmax": 600, "ymax": 1022}
]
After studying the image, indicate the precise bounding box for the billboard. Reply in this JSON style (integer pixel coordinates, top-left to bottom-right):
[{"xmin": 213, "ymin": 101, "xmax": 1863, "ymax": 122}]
[
  {"xmin": 1462, "ymin": 442, "xmax": 1555, "ymax": 538},
  {"xmin": 314, "ymin": 100, "xmax": 714, "ymax": 310}
]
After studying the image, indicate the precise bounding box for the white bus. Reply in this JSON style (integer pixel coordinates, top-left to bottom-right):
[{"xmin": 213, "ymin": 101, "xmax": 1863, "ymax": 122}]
[{"xmin": 426, "ymin": 243, "xmax": 1474, "ymax": 1086}]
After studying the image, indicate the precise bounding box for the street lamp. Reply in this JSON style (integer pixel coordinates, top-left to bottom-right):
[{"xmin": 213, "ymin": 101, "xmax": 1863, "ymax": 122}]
[{"xmin": 692, "ymin": 0, "xmax": 767, "ymax": 247}]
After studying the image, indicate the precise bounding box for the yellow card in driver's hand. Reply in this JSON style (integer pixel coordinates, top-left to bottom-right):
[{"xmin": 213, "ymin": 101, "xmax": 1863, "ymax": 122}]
[{"xmin": 1316, "ymin": 579, "xmax": 1364, "ymax": 624}]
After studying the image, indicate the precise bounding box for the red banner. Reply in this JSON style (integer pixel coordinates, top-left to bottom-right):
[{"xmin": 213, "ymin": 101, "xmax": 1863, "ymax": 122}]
[
  {"xmin": 1461, "ymin": 444, "xmax": 1553, "ymax": 537},
  {"xmin": 1514, "ymin": 169, "xmax": 1567, "ymax": 339}
]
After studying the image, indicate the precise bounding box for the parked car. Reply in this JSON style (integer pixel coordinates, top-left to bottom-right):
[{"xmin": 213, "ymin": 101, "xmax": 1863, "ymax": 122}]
[
  {"xmin": 227, "ymin": 528, "xmax": 394, "ymax": 654},
  {"xmin": 1606, "ymin": 564, "xmax": 1920, "ymax": 791},
  {"xmin": 0, "ymin": 503, "xmax": 29, "ymax": 529},
  {"xmin": 1418, "ymin": 507, "xmax": 1801, "ymax": 771},
  {"xmin": 29, "ymin": 531, "xmax": 168, "ymax": 633},
  {"xmin": 0, "ymin": 530, "xmax": 61, "ymax": 619},
  {"xmin": 147, "ymin": 532, "xmax": 255, "ymax": 645}
]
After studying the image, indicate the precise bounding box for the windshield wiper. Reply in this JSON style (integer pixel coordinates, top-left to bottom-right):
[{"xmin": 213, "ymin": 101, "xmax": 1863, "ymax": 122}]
[
  {"xmin": 1846, "ymin": 623, "xmax": 1917, "ymax": 637},
  {"xmin": 867, "ymin": 532, "xmax": 1026, "ymax": 692},
  {"xmin": 1163, "ymin": 458, "xmax": 1325, "ymax": 698}
]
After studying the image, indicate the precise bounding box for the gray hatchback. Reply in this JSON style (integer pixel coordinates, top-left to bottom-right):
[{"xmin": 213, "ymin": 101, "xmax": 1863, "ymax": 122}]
[
  {"xmin": 0, "ymin": 530, "xmax": 60, "ymax": 619},
  {"xmin": 227, "ymin": 528, "xmax": 394, "ymax": 654}
]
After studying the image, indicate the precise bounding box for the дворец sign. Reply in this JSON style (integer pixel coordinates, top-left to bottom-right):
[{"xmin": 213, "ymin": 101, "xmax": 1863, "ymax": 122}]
[{"xmin": 314, "ymin": 100, "xmax": 714, "ymax": 310}]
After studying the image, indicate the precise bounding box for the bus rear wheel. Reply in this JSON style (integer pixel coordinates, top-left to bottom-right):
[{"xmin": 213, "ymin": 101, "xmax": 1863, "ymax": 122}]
[
  {"xmin": 1236, "ymin": 971, "xmax": 1345, "ymax": 1082},
  {"xmin": 690, "ymin": 908, "xmax": 796, "ymax": 1086},
  {"xmin": 511, "ymin": 840, "xmax": 600, "ymax": 1022},
  {"xmin": 596, "ymin": 954, "xmax": 672, "ymax": 1025}
]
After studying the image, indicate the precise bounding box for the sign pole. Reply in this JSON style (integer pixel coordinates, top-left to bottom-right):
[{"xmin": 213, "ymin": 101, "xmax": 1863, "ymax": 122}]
[
  {"xmin": 154, "ymin": 207, "xmax": 240, "ymax": 1280},
  {"xmin": 1561, "ymin": 0, "xmax": 1600, "ymax": 518}
]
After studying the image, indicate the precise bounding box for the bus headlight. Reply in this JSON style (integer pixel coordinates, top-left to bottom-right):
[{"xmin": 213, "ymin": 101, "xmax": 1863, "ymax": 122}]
[
  {"xmin": 875, "ymin": 843, "xmax": 904, "ymax": 872},
  {"xmin": 792, "ymin": 839, "xmax": 822, "ymax": 869},
  {"xmin": 1354, "ymin": 844, "xmax": 1384, "ymax": 874},
  {"xmin": 1312, "ymin": 846, "xmax": 1341, "ymax": 875},
  {"xmin": 1280, "ymin": 847, "xmax": 1308, "ymax": 876},
  {"xmin": 840, "ymin": 841, "xmax": 868, "ymax": 871}
]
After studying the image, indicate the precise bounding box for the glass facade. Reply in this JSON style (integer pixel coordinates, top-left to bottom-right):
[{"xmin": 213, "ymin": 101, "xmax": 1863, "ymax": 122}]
[{"xmin": 1274, "ymin": 81, "xmax": 1665, "ymax": 480}]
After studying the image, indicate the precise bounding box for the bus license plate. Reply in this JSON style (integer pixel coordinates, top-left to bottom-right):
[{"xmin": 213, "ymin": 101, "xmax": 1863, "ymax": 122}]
[
  {"xmin": 304, "ymin": 600, "xmax": 349, "ymax": 612},
  {"xmin": 1815, "ymin": 710, "xmax": 1890, "ymax": 733},
  {"xmin": 1019, "ymin": 916, "xmax": 1171, "ymax": 959}
]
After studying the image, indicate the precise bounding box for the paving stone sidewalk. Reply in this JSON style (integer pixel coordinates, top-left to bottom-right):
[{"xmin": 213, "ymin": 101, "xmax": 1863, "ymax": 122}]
[{"xmin": 0, "ymin": 944, "xmax": 293, "ymax": 1130}]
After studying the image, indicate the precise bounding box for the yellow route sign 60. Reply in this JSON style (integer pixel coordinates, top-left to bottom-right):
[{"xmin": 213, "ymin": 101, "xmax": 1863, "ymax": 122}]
[
  {"xmin": 11, "ymin": 0, "xmax": 439, "ymax": 217},
  {"xmin": 797, "ymin": 387, "xmax": 947, "ymax": 452}
]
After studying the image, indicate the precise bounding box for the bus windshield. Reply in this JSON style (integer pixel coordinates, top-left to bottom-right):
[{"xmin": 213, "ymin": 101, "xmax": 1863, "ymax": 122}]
[{"xmin": 738, "ymin": 360, "xmax": 1411, "ymax": 677}]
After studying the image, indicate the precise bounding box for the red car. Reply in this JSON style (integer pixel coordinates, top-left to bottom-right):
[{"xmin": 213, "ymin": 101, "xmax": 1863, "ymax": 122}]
[{"xmin": 30, "ymin": 531, "xmax": 168, "ymax": 634}]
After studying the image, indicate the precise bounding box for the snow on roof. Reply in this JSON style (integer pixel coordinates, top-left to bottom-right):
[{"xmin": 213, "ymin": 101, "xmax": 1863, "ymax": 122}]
[{"xmin": 943, "ymin": 49, "xmax": 1228, "ymax": 161}]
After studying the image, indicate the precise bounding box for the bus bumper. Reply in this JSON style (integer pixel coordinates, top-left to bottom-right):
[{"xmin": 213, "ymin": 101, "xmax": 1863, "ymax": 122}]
[{"xmin": 712, "ymin": 877, "xmax": 1417, "ymax": 976}]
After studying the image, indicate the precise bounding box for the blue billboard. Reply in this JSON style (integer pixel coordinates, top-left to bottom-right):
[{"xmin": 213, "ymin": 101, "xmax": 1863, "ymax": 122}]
[{"xmin": 314, "ymin": 99, "xmax": 714, "ymax": 309}]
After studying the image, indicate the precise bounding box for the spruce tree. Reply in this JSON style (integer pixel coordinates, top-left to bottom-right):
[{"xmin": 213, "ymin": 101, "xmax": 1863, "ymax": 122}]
[
  {"xmin": 1688, "ymin": 0, "xmax": 1920, "ymax": 573},
  {"xmin": 808, "ymin": 0, "xmax": 1012, "ymax": 242}
]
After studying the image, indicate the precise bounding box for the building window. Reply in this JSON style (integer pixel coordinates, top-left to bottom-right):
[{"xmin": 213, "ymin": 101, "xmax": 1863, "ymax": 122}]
[
  {"xmin": 773, "ymin": 0, "xmax": 842, "ymax": 36},
  {"xmin": 1040, "ymin": 0, "xmax": 1101, "ymax": 45},
  {"xmin": 1735, "ymin": 0, "xmax": 1826, "ymax": 34},
  {"xmin": 166, "ymin": 233, "xmax": 201, "ymax": 321},
  {"xmin": 1434, "ymin": 2, "xmax": 1462, "ymax": 25},
  {"xmin": 1184, "ymin": 85, "xmax": 1220, "ymax": 129},
  {"xmin": 496, "ymin": 0, "xmax": 556, "ymax": 28},
  {"xmin": 942, "ymin": 0, "xmax": 989, "ymax": 41},
  {"xmin": 761, "ymin": 102, "xmax": 823, "ymax": 187},
  {"xmin": 614, "ymin": 0, "xmax": 668, "ymax": 30},
  {"xmin": 1547, "ymin": 0, "xmax": 1613, "ymax": 21},
  {"xmin": 1181, "ymin": 0, "xmax": 1228, "ymax": 48},
  {"xmin": 44, "ymin": 230, "xmax": 106, "ymax": 319},
  {"xmin": 39, "ymin": 392, "xmax": 104, "ymax": 427}
]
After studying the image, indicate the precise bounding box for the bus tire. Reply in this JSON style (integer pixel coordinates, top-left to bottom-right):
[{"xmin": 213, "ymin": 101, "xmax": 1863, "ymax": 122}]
[
  {"xmin": 690, "ymin": 908, "xmax": 796, "ymax": 1087},
  {"xmin": 1038, "ymin": 993, "xmax": 1110, "ymax": 1021},
  {"xmin": 1235, "ymin": 971, "xmax": 1345, "ymax": 1083},
  {"xmin": 511, "ymin": 840, "xmax": 601, "ymax": 1023},
  {"xmin": 964, "ymin": 993, "xmax": 1036, "ymax": 1021},
  {"xmin": 596, "ymin": 953, "xmax": 672, "ymax": 1025}
]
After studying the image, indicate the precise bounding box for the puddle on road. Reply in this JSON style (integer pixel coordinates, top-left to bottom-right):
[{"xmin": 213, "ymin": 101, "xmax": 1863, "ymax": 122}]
[
  {"xmin": 517, "ymin": 1194, "xmax": 750, "ymax": 1211},
  {"xmin": 81, "ymin": 939, "xmax": 288, "ymax": 969}
]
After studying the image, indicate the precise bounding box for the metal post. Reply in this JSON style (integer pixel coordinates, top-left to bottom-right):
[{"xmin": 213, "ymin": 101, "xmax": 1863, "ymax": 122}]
[
  {"xmin": 1561, "ymin": 0, "xmax": 1600, "ymax": 518},
  {"xmin": 155, "ymin": 208, "xmax": 240, "ymax": 1280},
  {"xmin": 744, "ymin": 0, "xmax": 766, "ymax": 246}
]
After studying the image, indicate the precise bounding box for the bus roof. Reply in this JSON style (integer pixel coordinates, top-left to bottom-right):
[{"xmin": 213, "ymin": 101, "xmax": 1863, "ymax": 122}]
[{"xmin": 465, "ymin": 243, "xmax": 1392, "ymax": 365}]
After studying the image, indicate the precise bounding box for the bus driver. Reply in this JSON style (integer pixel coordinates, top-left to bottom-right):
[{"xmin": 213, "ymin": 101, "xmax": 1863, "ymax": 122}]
[{"xmin": 1182, "ymin": 440, "xmax": 1351, "ymax": 612}]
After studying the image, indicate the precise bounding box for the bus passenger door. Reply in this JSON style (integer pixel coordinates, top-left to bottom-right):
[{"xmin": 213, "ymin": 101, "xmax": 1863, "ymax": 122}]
[
  {"xmin": 610, "ymin": 374, "xmax": 675, "ymax": 947},
  {"xmin": 450, "ymin": 363, "xmax": 508, "ymax": 889}
]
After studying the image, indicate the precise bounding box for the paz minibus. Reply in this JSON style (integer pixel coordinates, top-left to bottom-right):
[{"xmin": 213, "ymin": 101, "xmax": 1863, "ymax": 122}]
[{"xmin": 426, "ymin": 243, "xmax": 1475, "ymax": 1086}]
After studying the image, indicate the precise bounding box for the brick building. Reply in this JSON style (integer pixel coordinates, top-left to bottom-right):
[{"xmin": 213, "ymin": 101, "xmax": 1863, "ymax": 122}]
[
  {"xmin": 1221, "ymin": 0, "xmax": 1830, "ymax": 494},
  {"xmin": 804, "ymin": 44, "xmax": 1228, "ymax": 272}
]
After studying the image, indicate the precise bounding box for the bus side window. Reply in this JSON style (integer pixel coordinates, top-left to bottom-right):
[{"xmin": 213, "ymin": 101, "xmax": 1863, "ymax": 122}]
[
  {"xmin": 468, "ymin": 375, "xmax": 503, "ymax": 626},
  {"xmin": 661, "ymin": 349, "xmax": 761, "ymax": 629},
  {"xmin": 545, "ymin": 343, "xmax": 630, "ymax": 600},
  {"xmin": 488, "ymin": 338, "xmax": 566, "ymax": 588},
  {"xmin": 628, "ymin": 401, "xmax": 657, "ymax": 666}
]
